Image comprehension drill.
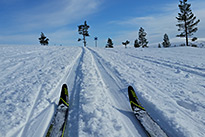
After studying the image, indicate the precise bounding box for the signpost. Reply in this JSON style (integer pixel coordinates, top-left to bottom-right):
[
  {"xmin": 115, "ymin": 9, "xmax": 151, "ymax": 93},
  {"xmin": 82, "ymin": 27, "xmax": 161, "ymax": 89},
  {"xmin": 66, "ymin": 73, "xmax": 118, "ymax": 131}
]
[{"xmin": 94, "ymin": 37, "xmax": 98, "ymax": 47}]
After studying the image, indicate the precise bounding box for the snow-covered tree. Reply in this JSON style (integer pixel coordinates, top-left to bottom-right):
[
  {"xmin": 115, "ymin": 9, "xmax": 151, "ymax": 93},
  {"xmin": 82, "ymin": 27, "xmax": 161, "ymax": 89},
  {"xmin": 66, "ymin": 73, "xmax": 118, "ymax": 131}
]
[
  {"xmin": 78, "ymin": 21, "xmax": 90, "ymax": 47},
  {"xmin": 105, "ymin": 38, "xmax": 114, "ymax": 48},
  {"xmin": 134, "ymin": 39, "xmax": 140, "ymax": 48},
  {"xmin": 138, "ymin": 27, "xmax": 148, "ymax": 48},
  {"xmin": 122, "ymin": 40, "xmax": 130, "ymax": 48},
  {"xmin": 39, "ymin": 32, "xmax": 49, "ymax": 46},
  {"xmin": 176, "ymin": 0, "xmax": 200, "ymax": 46},
  {"xmin": 162, "ymin": 33, "xmax": 171, "ymax": 48}
]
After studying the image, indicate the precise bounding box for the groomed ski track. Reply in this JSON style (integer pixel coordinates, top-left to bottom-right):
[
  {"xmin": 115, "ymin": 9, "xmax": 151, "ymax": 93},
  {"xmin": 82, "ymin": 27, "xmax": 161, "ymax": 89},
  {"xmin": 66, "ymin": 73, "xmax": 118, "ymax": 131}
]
[
  {"xmin": 1, "ymin": 46, "xmax": 204, "ymax": 137},
  {"xmin": 66, "ymin": 47, "xmax": 147, "ymax": 137}
]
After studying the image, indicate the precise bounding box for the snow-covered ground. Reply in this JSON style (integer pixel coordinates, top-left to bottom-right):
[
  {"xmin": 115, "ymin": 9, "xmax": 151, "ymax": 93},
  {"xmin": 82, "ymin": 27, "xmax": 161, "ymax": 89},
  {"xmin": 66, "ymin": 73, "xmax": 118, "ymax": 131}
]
[{"xmin": 0, "ymin": 45, "xmax": 204, "ymax": 137}]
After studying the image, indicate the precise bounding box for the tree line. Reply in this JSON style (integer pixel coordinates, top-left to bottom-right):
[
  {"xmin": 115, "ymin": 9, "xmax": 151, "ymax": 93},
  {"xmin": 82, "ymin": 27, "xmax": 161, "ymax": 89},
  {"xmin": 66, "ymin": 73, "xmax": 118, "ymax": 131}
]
[{"xmin": 39, "ymin": 0, "xmax": 200, "ymax": 48}]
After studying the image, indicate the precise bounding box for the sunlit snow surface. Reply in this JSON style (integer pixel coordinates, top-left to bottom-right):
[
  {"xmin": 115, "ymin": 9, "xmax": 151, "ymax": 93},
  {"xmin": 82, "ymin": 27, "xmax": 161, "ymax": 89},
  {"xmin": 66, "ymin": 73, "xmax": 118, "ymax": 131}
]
[{"xmin": 0, "ymin": 45, "xmax": 204, "ymax": 137}]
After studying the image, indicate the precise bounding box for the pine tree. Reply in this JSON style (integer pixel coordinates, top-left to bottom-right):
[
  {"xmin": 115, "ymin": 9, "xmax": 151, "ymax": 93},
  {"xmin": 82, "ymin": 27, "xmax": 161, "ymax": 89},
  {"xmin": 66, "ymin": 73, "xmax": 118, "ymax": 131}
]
[
  {"xmin": 134, "ymin": 39, "xmax": 140, "ymax": 48},
  {"xmin": 39, "ymin": 32, "xmax": 49, "ymax": 46},
  {"xmin": 78, "ymin": 21, "xmax": 90, "ymax": 47},
  {"xmin": 158, "ymin": 43, "xmax": 161, "ymax": 48},
  {"xmin": 176, "ymin": 0, "xmax": 200, "ymax": 46},
  {"xmin": 138, "ymin": 27, "xmax": 148, "ymax": 48},
  {"xmin": 162, "ymin": 33, "xmax": 171, "ymax": 48},
  {"xmin": 105, "ymin": 38, "xmax": 114, "ymax": 48},
  {"xmin": 122, "ymin": 40, "xmax": 130, "ymax": 48}
]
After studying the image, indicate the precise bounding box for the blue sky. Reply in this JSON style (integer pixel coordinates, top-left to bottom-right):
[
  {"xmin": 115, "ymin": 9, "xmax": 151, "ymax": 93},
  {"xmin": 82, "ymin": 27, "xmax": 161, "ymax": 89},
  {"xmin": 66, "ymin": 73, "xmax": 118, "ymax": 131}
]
[{"xmin": 0, "ymin": 0, "xmax": 204, "ymax": 47}]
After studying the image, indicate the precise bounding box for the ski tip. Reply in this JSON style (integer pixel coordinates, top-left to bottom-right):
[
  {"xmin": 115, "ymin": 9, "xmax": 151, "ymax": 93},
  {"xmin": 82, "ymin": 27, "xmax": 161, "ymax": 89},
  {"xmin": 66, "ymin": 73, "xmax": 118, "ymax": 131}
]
[
  {"xmin": 59, "ymin": 84, "xmax": 69, "ymax": 106},
  {"xmin": 128, "ymin": 85, "xmax": 134, "ymax": 90},
  {"xmin": 62, "ymin": 84, "xmax": 68, "ymax": 97},
  {"xmin": 62, "ymin": 84, "xmax": 68, "ymax": 88}
]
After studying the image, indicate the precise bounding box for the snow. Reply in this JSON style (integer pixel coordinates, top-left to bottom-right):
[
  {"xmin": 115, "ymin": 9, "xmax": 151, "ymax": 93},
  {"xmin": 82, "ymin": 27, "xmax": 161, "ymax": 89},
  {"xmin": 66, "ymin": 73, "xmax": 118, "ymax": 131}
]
[{"xmin": 0, "ymin": 45, "xmax": 204, "ymax": 137}]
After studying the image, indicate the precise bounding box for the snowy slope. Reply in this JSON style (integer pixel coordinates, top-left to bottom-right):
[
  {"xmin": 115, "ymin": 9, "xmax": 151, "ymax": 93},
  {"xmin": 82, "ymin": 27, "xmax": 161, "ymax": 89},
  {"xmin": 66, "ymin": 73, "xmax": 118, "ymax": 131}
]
[{"xmin": 0, "ymin": 45, "xmax": 204, "ymax": 137}]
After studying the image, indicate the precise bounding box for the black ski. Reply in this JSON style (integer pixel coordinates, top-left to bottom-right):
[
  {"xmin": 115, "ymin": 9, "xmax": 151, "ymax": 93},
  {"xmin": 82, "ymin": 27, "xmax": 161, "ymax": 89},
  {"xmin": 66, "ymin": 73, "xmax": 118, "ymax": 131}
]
[
  {"xmin": 128, "ymin": 86, "xmax": 168, "ymax": 137},
  {"xmin": 45, "ymin": 84, "xmax": 69, "ymax": 137}
]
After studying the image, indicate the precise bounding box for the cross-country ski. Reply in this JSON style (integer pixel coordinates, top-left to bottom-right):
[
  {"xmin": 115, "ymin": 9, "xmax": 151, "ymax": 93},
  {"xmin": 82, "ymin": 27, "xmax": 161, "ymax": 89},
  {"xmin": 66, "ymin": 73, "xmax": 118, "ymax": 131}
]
[
  {"xmin": 128, "ymin": 86, "xmax": 168, "ymax": 137},
  {"xmin": 45, "ymin": 84, "xmax": 69, "ymax": 137}
]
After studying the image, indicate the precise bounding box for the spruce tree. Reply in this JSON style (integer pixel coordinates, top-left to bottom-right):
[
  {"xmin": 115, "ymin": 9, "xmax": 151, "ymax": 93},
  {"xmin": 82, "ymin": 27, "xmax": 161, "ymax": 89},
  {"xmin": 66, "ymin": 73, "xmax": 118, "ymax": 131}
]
[
  {"xmin": 78, "ymin": 21, "xmax": 90, "ymax": 47},
  {"xmin": 176, "ymin": 0, "xmax": 200, "ymax": 46},
  {"xmin": 162, "ymin": 33, "xmax": 171, "ymax": 48},
  {"xmin": 105, "ymin": 38, "xmax": 114, "ymax": 48},
  {"xmin": 138, "ymin": 27, "xmax": 148, "ymax": 48},
  {"xmin": 158, "ymin": 43, "xmax": 161, "ymax": 48},
  {"xmin": 134, "ymin": 39, "xmax": 140, "ymax": 48},
  {"xmin": 39, "ymin": 32, "xmax": 49, "ymax": 46}
]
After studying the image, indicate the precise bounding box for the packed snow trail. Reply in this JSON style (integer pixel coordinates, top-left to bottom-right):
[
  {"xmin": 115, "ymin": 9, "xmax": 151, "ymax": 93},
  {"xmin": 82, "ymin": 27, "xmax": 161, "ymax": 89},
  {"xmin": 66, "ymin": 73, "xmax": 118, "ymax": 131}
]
[
  {"xmin": 0, "ymin": 46, "xmax": 204, "ymax": 137},
  {"xmin": 67, "ymin": 48, "xmax": 146, "ymax": 137}
]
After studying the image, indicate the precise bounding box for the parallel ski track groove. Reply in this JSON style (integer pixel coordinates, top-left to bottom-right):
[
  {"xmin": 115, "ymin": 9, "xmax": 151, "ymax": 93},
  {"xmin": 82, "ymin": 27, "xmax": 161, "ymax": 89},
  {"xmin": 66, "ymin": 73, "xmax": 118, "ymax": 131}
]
[
  {"xmin": 67, "ymin": 47, "xmax": 85, "ymax": 137},
  {"xmin": 87, "ymin": 48, "xmax": 129, "ymax": 98},
  {"xmin": 87, "ymin": 48, "xmax": 129, "ymax": 104},
  {"xmin": 87, "ymin": 48, "xmax": 149, "ymax": 137},
  {"xmin": 43, "ymin": 48, "xmax": 83, "ymax": 137},
  {"xmin": 88, "ymin": 48, "xmax": 178, "ymax": 137},
  {"xmin": 110, "ymin": 50, "xmax": 205, "ymax": 78}
]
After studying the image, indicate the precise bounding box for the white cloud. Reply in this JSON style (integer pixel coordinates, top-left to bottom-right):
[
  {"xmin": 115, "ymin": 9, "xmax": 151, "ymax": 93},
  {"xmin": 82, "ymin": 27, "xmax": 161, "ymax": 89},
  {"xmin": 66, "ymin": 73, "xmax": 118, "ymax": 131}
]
[
  {"xmin": 1, "ymin": 0, "xmax": 204, "ymax": 46},
  {"xmin": 11, "ymin": 0, "xmax": 102, "ymax": 32},
  {"xmin": 109, "ymin": 1, "xmax": 205, "ymax": 46},
  {"xmin": 0, "ymin": 0, "xmax": 103, "ymax": 45}
]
